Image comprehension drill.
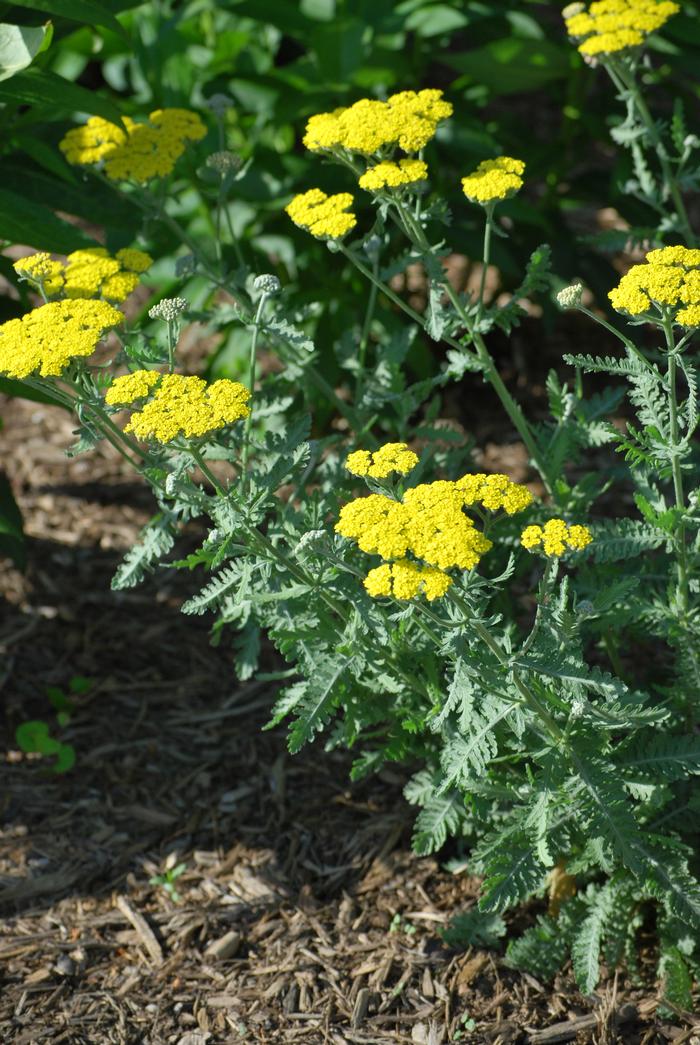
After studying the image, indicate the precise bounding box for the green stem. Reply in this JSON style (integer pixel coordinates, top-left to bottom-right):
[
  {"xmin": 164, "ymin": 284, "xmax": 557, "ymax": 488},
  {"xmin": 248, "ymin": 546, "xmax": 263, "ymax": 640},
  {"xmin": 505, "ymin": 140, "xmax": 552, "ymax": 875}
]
[
  {"xmin": 240, "ymin": 292, "xmax": 268, "ymax": 485},
  {"xmin": 476, "ymin": 206, "xmax": 494, "ymax": 323},
  {"xmin": 356, "ymin": 253, "xmax": 380, "ymax": 403},
  {"xmin": 189, "ymin": 444, "xmax": 226, "ymax": 496},
  {"xmin": 395, "ymin": 205, "xmax": 554, "ymax": 495},
  {"xmin": 662, "ymin": 316, "xmax": 689, "ymax": 613},
  {"xmin": 613, "ymin": 62, "xmax": 695, "ymax": 247},
  {"xmin": 453, "ymin": 597, "xmax": 568, "ymax": 744}
]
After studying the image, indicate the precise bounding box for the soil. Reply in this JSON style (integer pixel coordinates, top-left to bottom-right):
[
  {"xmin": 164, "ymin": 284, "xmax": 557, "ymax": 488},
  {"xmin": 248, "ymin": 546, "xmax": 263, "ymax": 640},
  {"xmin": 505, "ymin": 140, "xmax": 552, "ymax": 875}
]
[{"xmin": 1, "ymin": 343, "xmax": 699, "ymax": 1044}]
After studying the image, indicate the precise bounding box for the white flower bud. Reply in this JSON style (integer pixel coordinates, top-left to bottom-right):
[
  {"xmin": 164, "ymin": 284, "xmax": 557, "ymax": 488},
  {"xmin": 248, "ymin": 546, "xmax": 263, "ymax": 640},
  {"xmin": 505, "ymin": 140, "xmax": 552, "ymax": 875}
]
[
  {"xmin": 206, "ymin": 93, "xmax": 234, "ymax": 118},
  {"xmin": 207, "ymin": 528, "xmax": 221, "ymax": 544},
  {"xmin": 206, "ymin": 150, "xmax": 241, "ymax": 175},
  {"xmin": 149, "ymin": 297, "xmax": 188, "ymax": 322},
  {"xmin": 253, "ymin": 274, "xmax": 281, "ymax": 295},
  {"xmin": 556, "ymin": 283, "xmax": 584, "ymax": 309},
  {"xmin": 165, "ymin": 473, "xmax": 177, "ymax": 496}
]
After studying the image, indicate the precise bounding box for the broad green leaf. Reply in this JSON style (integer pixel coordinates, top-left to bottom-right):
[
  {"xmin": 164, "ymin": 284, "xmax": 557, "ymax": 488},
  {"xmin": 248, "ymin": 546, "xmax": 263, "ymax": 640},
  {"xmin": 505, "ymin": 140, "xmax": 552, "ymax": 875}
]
[
  {"xmin": 0, "ymin": 67, "xmax": 123, "ymax": 124},
  {"xmin": 446, "ymin": 38, "xmax": 571, "ymax": 95},
  {"xmin": 0, "ymin": 21, "xmax": 51, "ymax": 81},
  {"xmin": 8, "ymin": 0, "xmax": 126, "ymax": 36},
  {"xmin": 0, "ymin": 376, "xmax": 72, "ymax": 408},
  {"xmin": 0, "ymin": 186, "xmax": 97, "ymax": 252}
]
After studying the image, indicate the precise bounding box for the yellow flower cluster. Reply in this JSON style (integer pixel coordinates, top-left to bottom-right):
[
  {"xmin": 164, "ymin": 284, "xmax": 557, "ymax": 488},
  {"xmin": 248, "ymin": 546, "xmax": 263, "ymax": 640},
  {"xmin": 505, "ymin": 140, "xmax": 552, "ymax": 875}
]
[
  {"xmin": 564, "ymin": 0, "xmax": 679, "ymax": 58},
  {"xmin": 457, "ymin": 473, "xmax": 534, "ymax": 515},
  {"xmin": 608, "ymin": 246, "xmax": 700, "ymax": 326},
  {"xmin": 59, "ymin": 109, "xmax": 207, "ymax": 183},
  {"xmin": 358, "ymin": 159, "xmax": 428, "ymax": 192},
  {"xmin": 336, "ymin": 470, "xmax": 533, "ymax": 601},
  {"xmin": 346, "ymin": 442, "xmax": 419, "ymax": 479},
  {"xmin": 364, "ymin": 560, "xmax": 452, "ymax": 602},
  {"xmin": 12, "ymin": 253, "xmax": 65, "ymax": 295},
  {"xmin": 285, "ymin": 188, "xmax": 357, "ymax": 239},
  {"xmin": 461, "ymin": 157, "xmax": 525, "ymax": 205},
  {"xmin": 303, "ymin": 89, "xmax": 452, "ymax": 156},
  {"xmin": 110, "ymin": 372, "xmax": 250, "ymax": 444},
  {"xmin": 520, "ymin": 519, "xmax": 593, "ymax": 556},
  {"xmin": 13, "ymin": 247, "xmax": 152, "ymax": 303},
  {"xmin": 105, "ymin": 369, "xmax": 161, "ymax": 405},
  {"xmin": 0, "ymin": 299, "xmax": 122, "ymax": 378}
]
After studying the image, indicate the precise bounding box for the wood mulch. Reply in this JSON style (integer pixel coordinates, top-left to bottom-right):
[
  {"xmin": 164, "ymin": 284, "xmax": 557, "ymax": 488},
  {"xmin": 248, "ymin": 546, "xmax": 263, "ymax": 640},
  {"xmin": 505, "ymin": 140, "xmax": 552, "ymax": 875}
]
[{"xmin": 1, "ymin": 386, "xmax": 698, "ymax": 1044}]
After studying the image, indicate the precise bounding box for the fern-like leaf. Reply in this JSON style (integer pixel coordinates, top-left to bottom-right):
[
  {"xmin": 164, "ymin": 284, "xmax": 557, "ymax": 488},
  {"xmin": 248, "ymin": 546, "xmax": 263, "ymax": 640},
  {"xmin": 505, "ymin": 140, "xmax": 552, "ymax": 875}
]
[{"xmin": 111, "ymin": 513, "xmax": 175, "ymax": 590}]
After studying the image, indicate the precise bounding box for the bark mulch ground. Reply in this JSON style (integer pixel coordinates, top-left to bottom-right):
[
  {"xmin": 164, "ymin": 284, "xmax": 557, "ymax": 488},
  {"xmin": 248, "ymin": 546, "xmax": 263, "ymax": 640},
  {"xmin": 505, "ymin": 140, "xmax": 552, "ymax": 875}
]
[{"xmin": 1, "ymin": 394, "xmax": 699, "ymax": 1045}]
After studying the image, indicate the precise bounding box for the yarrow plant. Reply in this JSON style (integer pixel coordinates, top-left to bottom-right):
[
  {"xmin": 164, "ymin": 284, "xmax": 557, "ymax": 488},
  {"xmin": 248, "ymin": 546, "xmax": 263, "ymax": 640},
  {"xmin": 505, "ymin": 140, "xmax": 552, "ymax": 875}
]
[{"xmin": 4, "ymin": 6, "xmax": 700, "ymax": 1007}]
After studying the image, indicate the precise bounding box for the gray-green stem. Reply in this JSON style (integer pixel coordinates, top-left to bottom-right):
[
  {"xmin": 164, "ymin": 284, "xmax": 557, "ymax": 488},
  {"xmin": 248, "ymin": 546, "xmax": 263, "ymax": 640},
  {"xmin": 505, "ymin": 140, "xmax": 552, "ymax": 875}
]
[
  {"xmin": 662, "ymin": 315, "xmax": 689, "ymax": 613},
  {"xmin": 240, "ymin": 292, "xmax": 268, "ymax": 485},
  {"xmin": 613, "ymin": 62, "xmax": 695, "ymax": 247}
]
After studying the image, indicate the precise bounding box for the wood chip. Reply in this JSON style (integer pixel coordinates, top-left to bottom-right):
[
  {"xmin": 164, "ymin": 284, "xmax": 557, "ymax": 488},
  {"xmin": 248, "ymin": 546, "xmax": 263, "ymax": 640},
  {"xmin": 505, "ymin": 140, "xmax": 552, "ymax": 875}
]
[
  {"xmin": 114, "ymin": 895, "xmax": 164, "ymax": 966},
  {"xmin": 204, "ymin": 930, "xmax": 240, "ymax": 960},
  {"xmin": 526, "ymin": 1003, "xmax": 638, "ymax": 1043}
]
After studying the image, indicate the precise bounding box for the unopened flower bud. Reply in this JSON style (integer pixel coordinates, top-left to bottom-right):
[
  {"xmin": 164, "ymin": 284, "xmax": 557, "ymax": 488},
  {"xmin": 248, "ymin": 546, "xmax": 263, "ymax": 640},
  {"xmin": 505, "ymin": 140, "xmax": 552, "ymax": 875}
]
[
  {"xmin": 556, "ymin": 283, "xmax": 584, "ymax": 309},
  {"xmin": 253, "ymin": 274, "xmax": 281, "ymax": 295},
  {"xmin": 206, "ymin": 93, "xmax": 234, "ymax": 118},
  {"xmin": 165, "ymin": 473, "xmax": 177, "ymax": 496},
  {"xmin": 149, "ymin": 297, "xmax": 188, "ymax": 322},
  {"xmin": 206, "ymin": 150, "xmax": 241, "ymax": 175},
  {"xmin": 576, "ymin": 599, "xmax": 595, "ymax": 617}
]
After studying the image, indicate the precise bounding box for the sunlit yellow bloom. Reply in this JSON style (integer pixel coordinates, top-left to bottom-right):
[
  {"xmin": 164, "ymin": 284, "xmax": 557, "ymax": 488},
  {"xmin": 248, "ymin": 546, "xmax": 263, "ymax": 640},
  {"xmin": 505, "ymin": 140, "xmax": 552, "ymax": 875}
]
[
  {"xmin": 335, "ymin": 470, "xmax": 532, "ymax": 589},
  {"xmin": 285, "ymin": 188, "xmax": 356, "ymax": 239},
  {"xmin": 60, "ymin": 109, "xmax": 207, "ymax": 183},
  {"xmin": 13, "ymin": 253, "xmax": 65, "ymax": 295},
  {"xmin": 303, "ymin": 89, "xmax": 452, "ymax": 156},
  {"xmin": 564, "ymin": 0, "xmax": 679, "ymax": 57},
  {"xmin": 123, "ymin": 374, "xmax": 250, "ymax": 444},
  {"xmin": 105, "ymin": 369, "xmax": 161, "ymax": 405},
  {"xmin": 456, "ymin": 472, "xmax": 534, "ymax": 515},
  {"xmin": 521, "ymin": 519, "xmax": 592, "ymax": 556},
  {"xmin": 363, "ymin": 560, "xmax": 452, "ymax": 601},
  {"xmin": 0, "ymin": 299, "xmax": 122, "ymax": 378},
  {"xmin": 608, "ymin": 247, "xmax": 700, "ymax": 324},
  {"xmin": 461, "ymin": 156, "xmax": 525, "ymax": 205},
  {"xmin": 346, "ymin": 443, "xmax": 419, "ymax": 479},
  {"xmin": 359, "ymin": 158, "xmax": 428, "ymax": 192}
]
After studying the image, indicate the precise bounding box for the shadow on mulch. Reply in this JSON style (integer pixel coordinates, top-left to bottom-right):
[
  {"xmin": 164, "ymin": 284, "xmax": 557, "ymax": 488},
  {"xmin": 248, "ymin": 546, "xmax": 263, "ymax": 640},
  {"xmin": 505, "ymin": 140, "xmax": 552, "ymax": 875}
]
[{"xmin": 0, "ymin": 397, "xmax": 694, "ymax": 1044}]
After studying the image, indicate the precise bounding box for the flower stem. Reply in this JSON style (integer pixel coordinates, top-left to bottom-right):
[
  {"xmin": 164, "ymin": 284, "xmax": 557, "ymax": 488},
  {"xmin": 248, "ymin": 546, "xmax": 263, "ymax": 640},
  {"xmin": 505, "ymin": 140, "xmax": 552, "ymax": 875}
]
[
  {"xmin": 662, "ymin": 315, "xmax": 689, "ymax": 614},
  {"xmin": 240, "ymin": 292, "xmax": 268, "ymax": 485}
]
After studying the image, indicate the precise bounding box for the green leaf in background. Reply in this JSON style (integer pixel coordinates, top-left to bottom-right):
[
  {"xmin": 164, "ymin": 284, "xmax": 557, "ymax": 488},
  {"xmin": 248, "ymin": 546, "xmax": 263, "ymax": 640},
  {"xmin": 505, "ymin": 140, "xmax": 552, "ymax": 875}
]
[
  {"xmin": 0, "ymin": 67, "xmax": 123, "ymax": 124},
  {"xmin": 0, "ymin": 376, "xmax": 72, "ymax": 407},
  {"xmin": 7, "ymin": 0, "xmax": 126, "ymax": 37},
  {"xmin": 0, "ymin": 21, "xmax": 52, "ymax": 81},
  {"xmin": 0, "ymin": 185, "xmax": 98, "ymax": 252},
  {"xmin": 0, "ymin": 470, "xmax": 25, "ymax": 569},
  {"xmin": 446, "ymin": 37, "xmax": 572, "ymax": 95}
]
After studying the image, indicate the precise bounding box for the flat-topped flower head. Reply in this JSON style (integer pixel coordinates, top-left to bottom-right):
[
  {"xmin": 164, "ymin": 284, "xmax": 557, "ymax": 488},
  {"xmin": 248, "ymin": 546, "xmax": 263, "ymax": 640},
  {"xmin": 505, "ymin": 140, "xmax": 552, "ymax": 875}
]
[
  {"xmin": 60, "ymin": 108, "xmax": 207, "ymax": 183},
  {"xmin": 336, "ymin": 474, "xmax": 501, "ymax": 580},
  {"xmin": 359, "ymin": 159, "xmax": 428, "ymax": 192},
  {"xmin": 286, "ymin": 188, "xmax": 356, "ymax": 239},
  {"xmin": 608, "ymin": 247, "xmax": 700, "ymax": 326},
  {"xmin": 456, "ymin": 472, "xmax": 534, "ymax": 515},
  {"xmin": 302, "ymin": 89, "xmax": 452, "ymax": 157},
  {"xmin": 364, "ymin": 560, "xmax": 452, "ymax": 602},
  {"xmin": 462, "ymin": 157, "xmax": 525, "ymax": 205},
  {"xmin": 13, "ymin": 247, "xmax": 152, "ymax": 304},
  {"xmin": 564, "ymin": 0, "xmax": 679, "ymax": 58},
  {"xmin": 521, "ymin": 519, "xmax": 593, "ymax": 556},
  {"xmin": 122, "ymin": 374, "xmax": 250, "ymax": 444},
  {"xmin": 0, "ymin": 299, "xmax": 122, "ymax": 378},
  {"xmin": 13, "ymin": 253, "xmax": 65, "ymax": 295},
  {"xmin": 105, "ymin": 369, "xmax": 161, "ymax": 406},
  {"xmin": 346, "ymin": 443, "xmax": 419, "ymax": 479}
]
